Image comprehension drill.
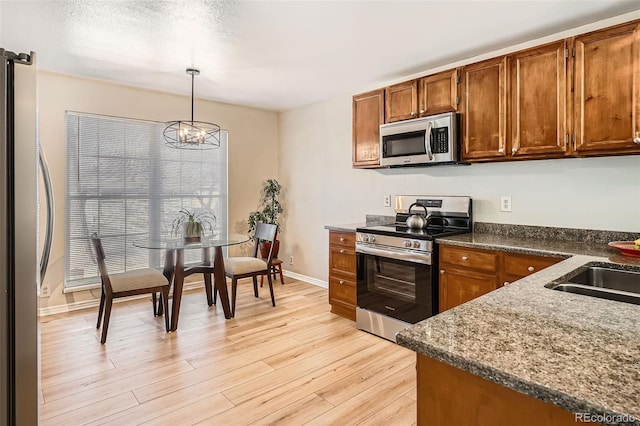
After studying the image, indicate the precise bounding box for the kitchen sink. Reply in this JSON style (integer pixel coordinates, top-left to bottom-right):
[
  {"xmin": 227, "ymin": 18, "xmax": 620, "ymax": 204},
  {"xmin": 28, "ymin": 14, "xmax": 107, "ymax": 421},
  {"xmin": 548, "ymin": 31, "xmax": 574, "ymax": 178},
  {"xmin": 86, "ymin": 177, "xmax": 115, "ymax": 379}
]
[{"xmin": 549, "ymin": 266, "xmax": 640, "ymax": 306}]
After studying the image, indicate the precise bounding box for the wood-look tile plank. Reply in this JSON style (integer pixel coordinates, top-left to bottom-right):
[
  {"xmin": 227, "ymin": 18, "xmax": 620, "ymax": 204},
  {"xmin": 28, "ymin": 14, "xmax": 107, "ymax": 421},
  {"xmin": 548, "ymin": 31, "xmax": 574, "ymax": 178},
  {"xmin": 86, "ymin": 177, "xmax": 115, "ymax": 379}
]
[
  {"xmin": 250, "ymin": 393, "xmax": 334, "ymax": 426},
  {"xmin": 304, "ymin": 364, "xmax": 416, "ymax": 426},
  {"xmin": 40, "ymin": 361, "xmax": 193, "ymax": 420},
  {"xmin": 139, "ymin": 393, "xmax": 234, "ymax": 426},
  {"xmin": 357, "ymin": 395, "xmax": 417, "ymax": 426},
  {"xmin": 40, "ymin": 392, "xmax": 139, "ymax": 426}
]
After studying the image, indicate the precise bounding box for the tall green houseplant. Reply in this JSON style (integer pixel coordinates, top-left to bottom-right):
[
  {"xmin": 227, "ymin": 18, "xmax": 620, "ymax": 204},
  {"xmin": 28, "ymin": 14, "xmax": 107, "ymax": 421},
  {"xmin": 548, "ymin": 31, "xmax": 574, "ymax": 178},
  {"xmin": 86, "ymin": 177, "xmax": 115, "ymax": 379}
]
[
  {"xmin": 248, "ymin": 179, "xmax": 284, "ymax": 257},
  {"xmin": 247, "ymin": 179, "xmax": 284, "ymax": 236}
]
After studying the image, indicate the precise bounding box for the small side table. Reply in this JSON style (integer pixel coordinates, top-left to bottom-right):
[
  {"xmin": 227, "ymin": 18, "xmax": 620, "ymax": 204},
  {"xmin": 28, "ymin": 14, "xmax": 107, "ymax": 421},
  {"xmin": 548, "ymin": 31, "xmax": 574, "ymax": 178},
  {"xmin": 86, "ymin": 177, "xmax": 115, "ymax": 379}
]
[{"xmin": 260, "ymin": 258, "xmax": 284, "ymax": 287}]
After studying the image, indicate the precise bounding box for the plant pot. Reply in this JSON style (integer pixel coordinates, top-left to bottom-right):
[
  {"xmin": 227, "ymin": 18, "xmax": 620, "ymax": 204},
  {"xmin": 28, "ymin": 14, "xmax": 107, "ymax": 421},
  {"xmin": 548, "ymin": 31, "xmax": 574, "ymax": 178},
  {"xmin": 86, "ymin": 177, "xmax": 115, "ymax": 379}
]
[
  {"xmin": 183, "ymin": 222, "xmax": 202, "ymax": 243},
  {"xmin": 260, "ymin": 239, "xmax": 280, "ymax": 259}
]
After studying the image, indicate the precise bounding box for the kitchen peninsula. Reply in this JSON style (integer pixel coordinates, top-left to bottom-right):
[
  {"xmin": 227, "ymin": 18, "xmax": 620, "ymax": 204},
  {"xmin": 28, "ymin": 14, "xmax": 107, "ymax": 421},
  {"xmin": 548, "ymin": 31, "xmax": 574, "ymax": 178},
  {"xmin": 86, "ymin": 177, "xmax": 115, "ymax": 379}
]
[{"xmin": 396, "ymin": 225, "xmax": 640, "ymax": 426}]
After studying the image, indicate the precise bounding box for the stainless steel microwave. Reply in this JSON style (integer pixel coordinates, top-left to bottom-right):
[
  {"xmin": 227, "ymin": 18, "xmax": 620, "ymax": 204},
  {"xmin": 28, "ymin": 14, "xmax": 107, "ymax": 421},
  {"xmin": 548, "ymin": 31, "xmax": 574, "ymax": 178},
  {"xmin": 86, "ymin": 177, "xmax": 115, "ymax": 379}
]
[{"xmin": 379, "ymin": 112, "xmax": 459, "ymax": 167}]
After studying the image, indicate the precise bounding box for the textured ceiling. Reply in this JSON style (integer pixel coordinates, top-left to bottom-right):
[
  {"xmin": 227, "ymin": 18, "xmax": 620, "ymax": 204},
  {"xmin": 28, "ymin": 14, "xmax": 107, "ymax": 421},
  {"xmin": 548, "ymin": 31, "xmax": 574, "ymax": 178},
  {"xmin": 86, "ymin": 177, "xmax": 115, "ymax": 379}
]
[{"xmin": 1, "ymin": 1, "xmax": 639, "ymax": 111}]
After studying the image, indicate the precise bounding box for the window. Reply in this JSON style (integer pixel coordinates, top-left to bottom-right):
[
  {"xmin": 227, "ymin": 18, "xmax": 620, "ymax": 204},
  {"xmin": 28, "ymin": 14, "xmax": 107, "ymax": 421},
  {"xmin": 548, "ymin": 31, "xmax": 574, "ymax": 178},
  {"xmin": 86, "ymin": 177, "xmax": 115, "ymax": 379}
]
[{"xmin": 65, "ymin": 112, "xmax": 228, "ymax": 288}]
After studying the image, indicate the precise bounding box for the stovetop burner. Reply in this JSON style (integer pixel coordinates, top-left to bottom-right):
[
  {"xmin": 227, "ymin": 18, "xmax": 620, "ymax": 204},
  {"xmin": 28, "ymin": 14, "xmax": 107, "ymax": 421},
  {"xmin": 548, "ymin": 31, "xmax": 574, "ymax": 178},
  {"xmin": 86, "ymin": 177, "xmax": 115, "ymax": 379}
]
[{"xmin": 357, "ymin": 224, "xmax": 466, "ymax": 241}]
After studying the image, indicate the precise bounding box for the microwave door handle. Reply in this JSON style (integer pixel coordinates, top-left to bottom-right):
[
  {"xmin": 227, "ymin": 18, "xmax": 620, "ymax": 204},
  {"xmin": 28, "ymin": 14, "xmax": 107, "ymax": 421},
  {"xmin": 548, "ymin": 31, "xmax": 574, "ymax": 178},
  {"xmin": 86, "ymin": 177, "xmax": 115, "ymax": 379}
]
[{"xmin": 424, "ymin": 121, "xmax": 434, "ymax": 160}]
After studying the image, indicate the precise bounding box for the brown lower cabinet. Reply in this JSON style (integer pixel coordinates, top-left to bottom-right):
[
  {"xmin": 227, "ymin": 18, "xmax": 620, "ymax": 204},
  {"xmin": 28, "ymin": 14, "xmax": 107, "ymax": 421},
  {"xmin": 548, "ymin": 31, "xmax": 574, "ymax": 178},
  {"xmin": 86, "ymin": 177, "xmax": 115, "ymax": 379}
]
[
  {"xmin": 328, "ymin": 231, "xmax": 356, "ymax": 320},
  {"xmin": 439, "ymin": 244, "xmax": 562, "ymax": 312},
  {"xmin": 417, "ymin": 354, "xmax": 582, "ymax": 425}
]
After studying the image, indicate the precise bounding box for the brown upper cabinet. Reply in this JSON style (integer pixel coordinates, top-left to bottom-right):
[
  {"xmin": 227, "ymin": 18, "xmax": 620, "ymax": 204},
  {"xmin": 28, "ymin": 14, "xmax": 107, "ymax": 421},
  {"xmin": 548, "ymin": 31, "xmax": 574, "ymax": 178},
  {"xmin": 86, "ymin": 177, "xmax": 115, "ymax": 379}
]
[
  {"xmin": 460, "ymin": 57, "xmax": 508, "ymax": 161},
  {"xmin": 573, "ymin": 21, "xmax": 640, "ymax": 155},
  {"xmin": 418, "ymin": 69, "xmax": 460, "ymax": 116},
  {"xmin": 510, "ymin": 41, "xmax": 568, "ymax": 158},
  {"xmin": 385, "ymin": 70, "xmax": 460, "ymax": 124},
  {"xmin": 385, "ymin": 80, "xmax": 418, "ymax": 123},
  {"xmin": 352, "ymin": 89, "xmax": 384, "ymax": 168}
]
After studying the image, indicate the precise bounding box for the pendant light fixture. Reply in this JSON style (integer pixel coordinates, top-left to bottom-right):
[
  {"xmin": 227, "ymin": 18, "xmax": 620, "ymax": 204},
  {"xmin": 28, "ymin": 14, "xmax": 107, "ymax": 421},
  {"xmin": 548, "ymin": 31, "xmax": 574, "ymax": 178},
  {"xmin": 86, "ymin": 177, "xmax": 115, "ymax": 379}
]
[{"xmin": 164, "ymin": 68, "xmax": 221, "ymax": 149}]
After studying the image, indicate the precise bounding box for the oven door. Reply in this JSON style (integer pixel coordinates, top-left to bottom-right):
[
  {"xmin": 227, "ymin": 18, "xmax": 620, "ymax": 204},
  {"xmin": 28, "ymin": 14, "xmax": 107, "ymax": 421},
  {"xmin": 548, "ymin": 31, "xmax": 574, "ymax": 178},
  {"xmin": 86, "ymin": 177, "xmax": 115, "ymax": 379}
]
[{"xmin": 356, "ymin": 244, "xmax": 437, "ymax": 324}]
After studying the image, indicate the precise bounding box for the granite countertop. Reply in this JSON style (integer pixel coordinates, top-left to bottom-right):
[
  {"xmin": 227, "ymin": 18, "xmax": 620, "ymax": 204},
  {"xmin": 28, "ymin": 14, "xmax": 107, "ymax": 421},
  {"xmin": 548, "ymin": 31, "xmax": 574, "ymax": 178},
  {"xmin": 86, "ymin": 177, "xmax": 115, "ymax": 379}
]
[
  {"xmin": 324, "ymin": 223, "xmax": 365, "ymax": 232},
  {"xmin": 397, "ymin": 227, "xmax": 640, "ymax": 425}
]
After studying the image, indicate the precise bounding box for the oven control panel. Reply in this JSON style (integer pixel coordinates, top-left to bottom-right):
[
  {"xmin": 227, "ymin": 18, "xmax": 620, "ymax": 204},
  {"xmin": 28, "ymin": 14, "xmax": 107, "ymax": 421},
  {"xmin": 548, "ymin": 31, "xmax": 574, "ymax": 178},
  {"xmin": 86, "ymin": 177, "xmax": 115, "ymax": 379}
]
[{"xmin": 356, "ymin": 233, "xmax": 432, "ymax": 252}]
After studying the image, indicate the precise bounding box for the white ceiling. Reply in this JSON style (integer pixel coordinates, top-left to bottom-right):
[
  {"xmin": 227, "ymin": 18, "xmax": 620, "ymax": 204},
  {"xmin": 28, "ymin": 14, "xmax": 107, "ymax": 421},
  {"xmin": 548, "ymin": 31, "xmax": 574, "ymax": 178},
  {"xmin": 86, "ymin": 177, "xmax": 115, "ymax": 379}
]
[{"xmin": 1, "ymin": 1, "xmax": 639, "ymax": 112}]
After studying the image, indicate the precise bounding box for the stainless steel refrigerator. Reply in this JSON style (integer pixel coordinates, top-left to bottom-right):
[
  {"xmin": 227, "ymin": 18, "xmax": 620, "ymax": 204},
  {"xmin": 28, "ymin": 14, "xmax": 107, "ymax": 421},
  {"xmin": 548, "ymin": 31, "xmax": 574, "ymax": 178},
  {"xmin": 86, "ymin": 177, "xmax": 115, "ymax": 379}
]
[{"xmin": 0, "ymin": 49, "xmax": 38, "ymax": 425}]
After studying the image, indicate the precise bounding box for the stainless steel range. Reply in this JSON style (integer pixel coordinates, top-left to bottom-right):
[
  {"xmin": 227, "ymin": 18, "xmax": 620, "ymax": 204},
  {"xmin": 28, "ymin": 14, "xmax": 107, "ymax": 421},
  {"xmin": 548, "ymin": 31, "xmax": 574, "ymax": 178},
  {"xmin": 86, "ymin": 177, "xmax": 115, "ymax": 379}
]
[{"xmin": 355, "ymin": 195, "xmax": 472, "ymax": 341}]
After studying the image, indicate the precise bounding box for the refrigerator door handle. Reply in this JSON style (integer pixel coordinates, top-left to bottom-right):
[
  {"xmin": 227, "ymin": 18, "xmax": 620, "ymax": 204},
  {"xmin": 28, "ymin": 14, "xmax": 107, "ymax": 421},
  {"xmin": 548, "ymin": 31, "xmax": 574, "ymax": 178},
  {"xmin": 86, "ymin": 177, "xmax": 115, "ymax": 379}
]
[{"xmin": 39, "ymin": 148, "xmax": 54, "ymax": 284}]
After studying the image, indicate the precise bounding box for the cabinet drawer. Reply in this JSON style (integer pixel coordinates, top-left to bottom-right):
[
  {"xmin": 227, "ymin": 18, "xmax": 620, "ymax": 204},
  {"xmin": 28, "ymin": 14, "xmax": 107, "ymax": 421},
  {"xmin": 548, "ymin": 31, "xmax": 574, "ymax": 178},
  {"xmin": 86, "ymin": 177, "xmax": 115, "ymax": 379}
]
[
  {"xmin": 329, "ymin": 276, "xmax": 356, "ymax": 306},
  {"xmin": 329, "ymin": 246, "xmax": 356, "ymax": 278},
  {"xmin": 440, "ymin": 245, "xmax": 498, "ymax": 273},
  {"xmin": 329, "ymin": 231, "xmax": 356, "ymax": 248},
  {"xmin": 502, "ymin": 253, "xmax": 562, "ymax": 279}
]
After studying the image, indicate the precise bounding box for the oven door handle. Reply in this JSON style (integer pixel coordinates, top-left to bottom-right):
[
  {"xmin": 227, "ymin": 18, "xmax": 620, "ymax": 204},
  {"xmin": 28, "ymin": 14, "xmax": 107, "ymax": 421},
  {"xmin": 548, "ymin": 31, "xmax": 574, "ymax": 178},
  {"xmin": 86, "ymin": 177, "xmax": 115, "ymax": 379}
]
[{"xmin": 357, "ymin": 244, "xmax": 432, "ymax": 265}]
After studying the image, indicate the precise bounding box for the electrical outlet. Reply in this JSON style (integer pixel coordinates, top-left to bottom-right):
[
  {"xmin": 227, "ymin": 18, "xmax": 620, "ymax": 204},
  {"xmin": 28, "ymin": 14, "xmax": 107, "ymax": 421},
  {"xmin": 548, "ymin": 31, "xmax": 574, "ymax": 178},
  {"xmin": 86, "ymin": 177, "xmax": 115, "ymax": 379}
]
[
  {"xmin": 40, "ymin": 284, "xmax": 50, "ymax": 297},
  {"xmin": 500, "ymin": 196, "xmax": 512, "ymax": 212},
  {"xmin": 289, "ymin": 255, "xmax": 294, "ymax": 265},
  {"xmin": 383, "ymin": 195, "xmax": 391, "ymax": 207}
]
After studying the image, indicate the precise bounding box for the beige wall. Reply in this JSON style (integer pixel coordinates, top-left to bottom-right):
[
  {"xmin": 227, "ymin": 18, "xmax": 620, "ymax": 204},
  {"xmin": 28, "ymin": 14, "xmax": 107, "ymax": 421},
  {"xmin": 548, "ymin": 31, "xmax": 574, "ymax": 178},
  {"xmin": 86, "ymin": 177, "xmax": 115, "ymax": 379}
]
[
  {"xmin": 278, "ymin": 11, "xmax": 640, "ymax": 283},
  {"xmin": 38, "ymin": 71, "xmax": 279, "ymax": 309}
]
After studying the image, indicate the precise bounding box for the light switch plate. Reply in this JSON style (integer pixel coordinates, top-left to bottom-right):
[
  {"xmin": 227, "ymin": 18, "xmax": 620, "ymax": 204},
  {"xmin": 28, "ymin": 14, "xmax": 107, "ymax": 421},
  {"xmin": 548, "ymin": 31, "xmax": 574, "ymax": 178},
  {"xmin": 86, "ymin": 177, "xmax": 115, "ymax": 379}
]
[{"xmin": 500, "ymin": 196, "xmax": 512, "ymax": 212}]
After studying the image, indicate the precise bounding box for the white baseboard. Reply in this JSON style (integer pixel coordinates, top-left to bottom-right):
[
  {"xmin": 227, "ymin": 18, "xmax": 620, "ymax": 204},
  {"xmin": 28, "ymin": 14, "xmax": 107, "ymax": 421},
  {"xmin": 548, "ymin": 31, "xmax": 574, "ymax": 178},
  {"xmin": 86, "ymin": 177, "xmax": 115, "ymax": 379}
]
[
  {"xmin": 37, "ymin": 281, "xmax": 206, "ymax": 317},
  {"xmin": 283, "ymin": 270, "xmax": 328, "ymax": 288}
]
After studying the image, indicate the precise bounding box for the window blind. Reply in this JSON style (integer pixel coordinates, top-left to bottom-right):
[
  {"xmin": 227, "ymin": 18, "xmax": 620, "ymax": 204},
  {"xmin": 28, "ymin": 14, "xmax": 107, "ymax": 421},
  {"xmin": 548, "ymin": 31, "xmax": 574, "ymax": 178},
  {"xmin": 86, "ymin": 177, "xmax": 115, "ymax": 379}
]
[{"xmin": 65, "ymin": 112, "xmax": 228, "ymax": 288}]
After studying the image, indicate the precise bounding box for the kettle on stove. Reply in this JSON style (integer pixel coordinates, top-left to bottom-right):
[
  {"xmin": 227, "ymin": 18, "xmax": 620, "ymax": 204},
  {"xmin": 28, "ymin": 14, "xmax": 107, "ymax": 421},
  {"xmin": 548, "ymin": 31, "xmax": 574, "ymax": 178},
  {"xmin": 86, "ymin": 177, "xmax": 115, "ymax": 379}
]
[{"xmin": 406, "ymin": 203, "xmax": 431, "ymax": 229}]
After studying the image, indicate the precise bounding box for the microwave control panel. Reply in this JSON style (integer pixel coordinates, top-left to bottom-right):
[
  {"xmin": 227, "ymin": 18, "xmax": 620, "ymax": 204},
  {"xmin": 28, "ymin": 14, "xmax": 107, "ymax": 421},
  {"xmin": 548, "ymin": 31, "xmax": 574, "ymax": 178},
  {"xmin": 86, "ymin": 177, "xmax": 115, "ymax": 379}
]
[{"xmin": 431, "ymin": 127, "xmax": 449, "ymax": 153}]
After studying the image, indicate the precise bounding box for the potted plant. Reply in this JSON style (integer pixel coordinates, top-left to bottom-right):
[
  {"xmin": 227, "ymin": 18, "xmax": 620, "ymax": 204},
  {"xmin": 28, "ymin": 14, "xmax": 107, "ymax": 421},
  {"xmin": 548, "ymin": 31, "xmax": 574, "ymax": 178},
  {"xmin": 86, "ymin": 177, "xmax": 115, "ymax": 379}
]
[
  {"xmin": 172, "ymin": 208, "xmax": 216, "ymax": 243},
  {"xmin": 247, "ymin": 179, "xmax": 284, "ymax": 258}
]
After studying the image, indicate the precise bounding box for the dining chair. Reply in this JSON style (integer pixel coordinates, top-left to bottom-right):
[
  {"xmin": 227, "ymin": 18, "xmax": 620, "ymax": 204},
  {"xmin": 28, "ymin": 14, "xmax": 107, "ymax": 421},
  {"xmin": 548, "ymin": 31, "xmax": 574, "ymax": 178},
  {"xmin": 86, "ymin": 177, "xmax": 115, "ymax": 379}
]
[
  {"xmin": 91, "ymin": 233, "xmax": 171, "ymax": 344},
  {"xmin": 210, "ymin": 223, "xmax": 278, "ymax": 317}
]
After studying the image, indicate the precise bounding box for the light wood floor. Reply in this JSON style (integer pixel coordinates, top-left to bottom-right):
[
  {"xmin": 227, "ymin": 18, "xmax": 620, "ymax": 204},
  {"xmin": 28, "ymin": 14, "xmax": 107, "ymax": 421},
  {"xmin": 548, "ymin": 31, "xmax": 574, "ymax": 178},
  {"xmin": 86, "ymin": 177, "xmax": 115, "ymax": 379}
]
[{"xmin": 39, "ymin": 278, "xmax": 417, "ymax": 425}]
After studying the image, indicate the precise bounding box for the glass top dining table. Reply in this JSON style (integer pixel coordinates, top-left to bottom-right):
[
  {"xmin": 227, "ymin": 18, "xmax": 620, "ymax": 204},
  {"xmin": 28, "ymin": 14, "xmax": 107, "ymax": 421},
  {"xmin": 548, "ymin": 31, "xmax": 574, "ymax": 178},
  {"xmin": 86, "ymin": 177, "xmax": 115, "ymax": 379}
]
[{"xmin": 133, "ymin": 234, "xmax": 251, "ymax": 330}]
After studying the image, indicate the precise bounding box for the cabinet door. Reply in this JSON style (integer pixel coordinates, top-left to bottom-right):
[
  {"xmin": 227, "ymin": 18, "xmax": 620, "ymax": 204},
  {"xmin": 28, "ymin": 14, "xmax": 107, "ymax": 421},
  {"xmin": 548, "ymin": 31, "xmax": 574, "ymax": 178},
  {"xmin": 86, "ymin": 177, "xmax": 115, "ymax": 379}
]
[
  {"xmin": 510, "ymin": 41, "xmax": 568, "ymax": 158},
  {"xmin": 439, "ymin": 268, "xmax": 498, "ymax": 312},
  {"xmin": 385, "ymin": 80, "xmax": 418, "ymax": 123},
  {"xmin": 418, "ymin": 69, "xmax": 459, "ymax": 116},
  {"xmin": 460, "ymin": 57, "xmax": 509, "ymax": 161},
  {"xmin": 353, "ymin": 90, "xmax": 384, "ymax": 168},
  {"xmin": 573, "ymin": 21, "xmax": 640, "ymax": 154}
]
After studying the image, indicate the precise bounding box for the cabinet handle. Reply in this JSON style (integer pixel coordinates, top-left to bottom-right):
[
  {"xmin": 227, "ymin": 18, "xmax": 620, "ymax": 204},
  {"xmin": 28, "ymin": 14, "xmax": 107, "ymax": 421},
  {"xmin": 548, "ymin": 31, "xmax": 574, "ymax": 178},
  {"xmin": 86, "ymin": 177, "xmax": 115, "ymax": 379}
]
[
  {"xmin": 503, "ymin": 282, "xmax": 509, "ymax": 286},
  {"xmin": 419, "ymin": 109, "xmax": 425, "ymax": 114},
  {"xmin": 527, "ymin": 266, "xmax": 535, "ymax": 272},
  {"xmin": 339, "ymin": 280, "xmax": 344, "ymax": 285},
  {"xmin": 339, "ymin": 249, "xmax": 345, "ymax": 254},
  {"xmin": 512, "ymin": 147, "xmax": 518, "ymax": 154},
  {"xmin": 440, "ymin": 270, "xmax": 445, "ymax": 275},
  {"xmin": 498, "ymin": 148, "xmax": 504, "ymax": 153},
  {"xmin": 461, "ymin": 256, "xmax": 468, "ymax": 261},
  {"xmin": 339, "ymin": 237, "xmax": 345, "ymax": 242},
  {"xmin": 633, "ymin": 137, "xmax": 640, "ymax": 144},
  {"xmin": 410, "ymin": 111, "xmax": 416, "ymax": 116}
]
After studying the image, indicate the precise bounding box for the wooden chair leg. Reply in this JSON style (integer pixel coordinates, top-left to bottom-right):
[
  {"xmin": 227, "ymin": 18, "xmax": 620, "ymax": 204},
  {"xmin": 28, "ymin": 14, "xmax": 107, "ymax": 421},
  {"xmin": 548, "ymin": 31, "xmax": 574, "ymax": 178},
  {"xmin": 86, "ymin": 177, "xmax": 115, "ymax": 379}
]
[
  {"xmin": 231, "ymin": 278, "xmax": 238, "ymax": 318},
  {"xmin": 157, "ymin": 294, "xmax": 164, "ymax": 316},
  {"xmin": 204, "ymin": 273, "xmax": 213, "ymax": 306},
  {"xmin": 152, "ymin": 292, "xmax": 158, "ymax": 316},
  {"xmin": 213, "ymin": 284, "xmax": 218, "ymax": 305},
  {"xmin": 267, "ymin": 271, "xmax": 275, "ymax": 307},
  {"xmin": 100, "ymin": 297, "xmax": 113, "ymax": 344},
  {"xmin": 161, "ymin": 287, "xmax": 170, "ymax": 333},
  {"xmin": 278, "ymin": 265, "xmax": 284, "ymax": 285},
  {"xmin": 260, "ymin": 273, "xmax": 264, "ymax": 288},
  {"xmin": 96, "ymin": 290, "xmax": 105, "ymax": 329},
  {"xmin": 252, "ymin": 276, "xmax": 259, "ymax": 298}
]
